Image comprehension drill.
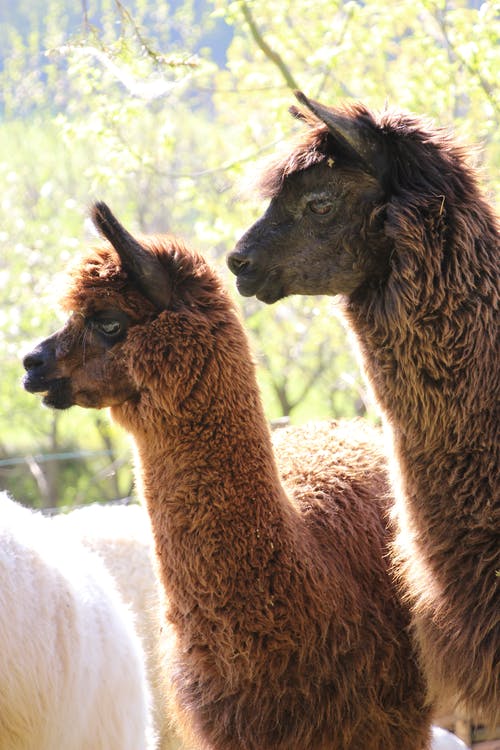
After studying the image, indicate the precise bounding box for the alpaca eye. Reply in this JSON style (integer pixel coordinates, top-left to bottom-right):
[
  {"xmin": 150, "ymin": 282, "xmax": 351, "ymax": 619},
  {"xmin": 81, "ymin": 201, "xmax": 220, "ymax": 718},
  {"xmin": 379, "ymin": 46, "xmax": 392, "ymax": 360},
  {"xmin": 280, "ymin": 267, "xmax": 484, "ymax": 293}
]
[
  {"xmin": 97, "ymin": 320, "xmax": 122, "ymax": 336},
  {"xmin": 92, "ymin": 316, "xmax": 126, "ymax": 340},
  {"xmin": 90, "ymin": 310, "xmax": 130, "ymax": 342},
  {"xmin": 308, "ymin": 199, "xmax": 333, "ymax": 215}
]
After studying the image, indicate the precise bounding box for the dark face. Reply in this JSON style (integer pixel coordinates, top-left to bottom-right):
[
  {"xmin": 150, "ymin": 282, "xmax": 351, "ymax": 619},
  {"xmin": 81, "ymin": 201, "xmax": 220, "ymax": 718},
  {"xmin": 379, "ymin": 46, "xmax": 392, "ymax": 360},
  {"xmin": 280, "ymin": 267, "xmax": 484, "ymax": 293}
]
[
  {"xmin": 227, "ymin": 161, "xmax": 390, "ymax": 303},
  {"xmin": 23, "ymin": 309, "xmax": 138, "ymax": 410}
]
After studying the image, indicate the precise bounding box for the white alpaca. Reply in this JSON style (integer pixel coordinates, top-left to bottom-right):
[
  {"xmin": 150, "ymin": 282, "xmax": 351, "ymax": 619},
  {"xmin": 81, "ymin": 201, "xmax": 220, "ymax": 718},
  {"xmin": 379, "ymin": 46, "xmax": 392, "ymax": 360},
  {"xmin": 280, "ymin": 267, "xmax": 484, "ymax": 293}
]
[
  {"xmin": 431, "ymin": 727, "xmax": 470, "ymax": 749},
  {"xmin": 52, "ymin": 502, "xmax": 185, "ymax": 750},
  {"xmin": 0, "ymin": 492, "xmax": 156, "ymax": 750}
]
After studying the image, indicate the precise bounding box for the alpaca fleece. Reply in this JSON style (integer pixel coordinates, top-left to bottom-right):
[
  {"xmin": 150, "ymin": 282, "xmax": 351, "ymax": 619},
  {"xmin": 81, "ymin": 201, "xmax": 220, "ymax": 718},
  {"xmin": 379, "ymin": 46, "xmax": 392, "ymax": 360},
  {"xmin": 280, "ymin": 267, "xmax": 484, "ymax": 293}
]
[
  {"xmin": 0, "ymin": 493, "xmax": 155, "ymax": 750},
  {"xmin": 52, "ymin": 503, "xmax": 185, "ymax": 750}
]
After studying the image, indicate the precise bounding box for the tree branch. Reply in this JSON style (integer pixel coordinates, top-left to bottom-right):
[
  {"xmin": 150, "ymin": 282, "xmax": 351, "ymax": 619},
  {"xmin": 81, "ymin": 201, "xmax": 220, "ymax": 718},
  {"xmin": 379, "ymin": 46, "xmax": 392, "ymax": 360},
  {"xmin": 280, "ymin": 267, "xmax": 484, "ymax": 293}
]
[
  {"xmin": 434, "ymin": 2, "xmax": 499, "ymax": 114},
  {"xmin": 238, "ymin": 1, "xmax": 300, "ymax": 90}
]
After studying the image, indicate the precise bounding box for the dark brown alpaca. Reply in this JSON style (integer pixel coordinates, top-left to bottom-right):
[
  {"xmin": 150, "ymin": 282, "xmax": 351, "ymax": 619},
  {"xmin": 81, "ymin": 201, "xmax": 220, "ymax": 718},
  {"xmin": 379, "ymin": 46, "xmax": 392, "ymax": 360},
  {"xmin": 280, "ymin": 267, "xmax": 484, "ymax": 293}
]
[
  {"xmin": 227, "ymin": 92, "xmax": 500, "ymax": 723},
  {"xmin": 23, "ymin": 203, "xmax": 432, "ymax": 750}
]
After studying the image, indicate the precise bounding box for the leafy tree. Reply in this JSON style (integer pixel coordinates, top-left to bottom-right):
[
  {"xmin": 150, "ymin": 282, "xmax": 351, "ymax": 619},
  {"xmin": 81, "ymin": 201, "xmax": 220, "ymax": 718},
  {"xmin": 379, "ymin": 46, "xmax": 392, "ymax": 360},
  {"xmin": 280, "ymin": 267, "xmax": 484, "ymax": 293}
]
[{"xmin": 0, "ymin": 0, "xmax": 497, "ymax": 506}]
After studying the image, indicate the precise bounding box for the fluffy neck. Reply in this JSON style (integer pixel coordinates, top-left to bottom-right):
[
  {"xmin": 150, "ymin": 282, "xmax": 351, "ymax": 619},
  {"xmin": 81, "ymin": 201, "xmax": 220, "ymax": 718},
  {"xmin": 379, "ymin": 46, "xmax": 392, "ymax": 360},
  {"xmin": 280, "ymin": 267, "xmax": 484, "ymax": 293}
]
[
  {"xmin": 111, "ymin": 316, "xmax": 298, "ymax": 633},
  {"xmin": 345, "ymin": 194, "xmax": 499, "ymax": 535},
  {"xmin": 343, "ymin": 187, "xmax": 500, "ymax": 723}
]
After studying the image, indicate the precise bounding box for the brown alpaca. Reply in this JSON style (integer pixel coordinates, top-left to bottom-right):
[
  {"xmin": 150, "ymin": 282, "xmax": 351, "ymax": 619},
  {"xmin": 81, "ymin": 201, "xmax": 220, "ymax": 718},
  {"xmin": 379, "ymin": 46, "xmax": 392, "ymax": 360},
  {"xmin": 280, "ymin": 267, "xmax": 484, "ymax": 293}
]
[
  {"xmin": 23, "ymin": 203, "xmax": 432, "ymax": 750},
  {"xmin": 227, "ymin": 92, "xmax": 500, "ymax": 723}
]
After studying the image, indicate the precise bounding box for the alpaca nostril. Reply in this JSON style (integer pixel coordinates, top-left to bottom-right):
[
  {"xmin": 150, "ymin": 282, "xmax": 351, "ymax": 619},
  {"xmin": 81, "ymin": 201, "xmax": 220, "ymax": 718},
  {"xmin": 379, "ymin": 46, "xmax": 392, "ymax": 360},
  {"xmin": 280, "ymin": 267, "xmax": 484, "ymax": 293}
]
[
  {"xmin": 23, "ymin": 350, "xmax": 45, "ymax": 372},
  {"xmin": 227, "ymin": 253, "xmax": 252, "ymax": 276}
]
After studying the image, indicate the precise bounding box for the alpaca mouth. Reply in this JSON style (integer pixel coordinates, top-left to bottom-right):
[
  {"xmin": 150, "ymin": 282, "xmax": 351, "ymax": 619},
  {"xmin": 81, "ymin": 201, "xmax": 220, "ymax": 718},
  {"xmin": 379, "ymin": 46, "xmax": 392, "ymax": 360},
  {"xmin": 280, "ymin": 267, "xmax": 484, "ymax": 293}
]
[
  {"xmin": 23, "ymin": 374, "xmax": 74, "ymax": 410},
  {"xmin": 23, "ymin": 372, "xmax": 51, "ymax": 395},
  {"xmin": 234, "ymin": 270, "xmax": 263, "ymax": 297},
  {"xmin": 255, "ymin": 283, "xmax": 286, "ymax": 304},
  {"xmin": 235, "ymin": 269, "xmax": 286, "ymax": 304}
]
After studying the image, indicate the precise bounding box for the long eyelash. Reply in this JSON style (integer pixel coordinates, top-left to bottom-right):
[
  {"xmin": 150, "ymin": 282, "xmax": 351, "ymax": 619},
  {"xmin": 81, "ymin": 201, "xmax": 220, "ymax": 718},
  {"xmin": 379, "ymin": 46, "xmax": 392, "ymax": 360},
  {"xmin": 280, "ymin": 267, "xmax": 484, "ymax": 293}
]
[{"xmin": 79, "ymin": 324, "xmax": 91, "ymax": 366}]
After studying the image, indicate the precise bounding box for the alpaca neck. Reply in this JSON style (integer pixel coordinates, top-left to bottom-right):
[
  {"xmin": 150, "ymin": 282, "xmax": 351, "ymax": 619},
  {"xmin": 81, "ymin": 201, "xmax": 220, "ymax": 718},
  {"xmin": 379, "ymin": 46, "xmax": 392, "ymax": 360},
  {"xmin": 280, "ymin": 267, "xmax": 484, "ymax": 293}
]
[
  {"xmin": 114, "ymin": 368, "xmax": 295, "ymax": 623},
  {"xmin": 344, "ymin": 220, "xmax": 498, "ymax": 536}
]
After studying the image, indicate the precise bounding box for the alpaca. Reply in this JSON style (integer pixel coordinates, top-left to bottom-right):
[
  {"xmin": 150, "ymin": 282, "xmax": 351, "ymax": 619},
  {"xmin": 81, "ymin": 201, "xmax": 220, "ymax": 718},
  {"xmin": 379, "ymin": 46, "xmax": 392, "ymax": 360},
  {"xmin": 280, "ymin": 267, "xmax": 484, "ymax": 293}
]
[
  {"xmin": 430, "ymin": 728, "xmax": 469, "ymax": 750},
  {"xmin": 0, "ymin": 491, "xmax": 156, "ymax": 750},
  {"xmin": 52, "ymin": 502, "xmax": 185, "ymax": 750},
  {"xmin": 22, "ymin": 202, "xmax": 432, "ymax": 750},
  {"xmin": 227, "ymin": 91, "xmax": 500, "ymax": 723}
]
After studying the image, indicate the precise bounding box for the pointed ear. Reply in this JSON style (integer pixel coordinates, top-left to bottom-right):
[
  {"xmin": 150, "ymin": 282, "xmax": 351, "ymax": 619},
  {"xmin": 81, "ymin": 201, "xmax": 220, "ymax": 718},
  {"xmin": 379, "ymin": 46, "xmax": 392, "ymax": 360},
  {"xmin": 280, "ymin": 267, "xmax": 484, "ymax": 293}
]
[
  {"xmin": 288, "ymin": 104, "xmax": 319, "ymax": 127},
  {"xmin": 293, "ymin": 91, "xmax": 381, "ymax": 177},
  {"xmin": 91, "ymin": 202, "xmax": 171, "ymax": 310}
]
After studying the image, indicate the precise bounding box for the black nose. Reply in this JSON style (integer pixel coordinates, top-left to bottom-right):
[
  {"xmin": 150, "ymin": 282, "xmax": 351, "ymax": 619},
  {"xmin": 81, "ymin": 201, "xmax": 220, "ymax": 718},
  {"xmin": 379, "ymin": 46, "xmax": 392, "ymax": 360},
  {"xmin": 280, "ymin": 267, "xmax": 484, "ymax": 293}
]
[
  {"xmin": 23, "ymin": 345, "xmax": 50, "ymax": 372},
  {"xmin": 227, "ymin": 251, "xmax": 252, "ymax": 276}
]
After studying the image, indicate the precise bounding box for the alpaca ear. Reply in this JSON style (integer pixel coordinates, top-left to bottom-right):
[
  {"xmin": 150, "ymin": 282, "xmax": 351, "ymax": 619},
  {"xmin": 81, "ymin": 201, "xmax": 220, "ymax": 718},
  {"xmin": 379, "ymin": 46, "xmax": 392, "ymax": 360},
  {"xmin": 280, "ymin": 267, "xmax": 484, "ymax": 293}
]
[
  {"xmin": 91, "ymin": 202, "xmax": 171, "ymax": 310},
  {"xmin": 293, "ymin": 91, "xmax": 380, "ymax": 177},
  {"xmin": 288, "ymin": 104, "xmax": 320, "ymax": 127}
]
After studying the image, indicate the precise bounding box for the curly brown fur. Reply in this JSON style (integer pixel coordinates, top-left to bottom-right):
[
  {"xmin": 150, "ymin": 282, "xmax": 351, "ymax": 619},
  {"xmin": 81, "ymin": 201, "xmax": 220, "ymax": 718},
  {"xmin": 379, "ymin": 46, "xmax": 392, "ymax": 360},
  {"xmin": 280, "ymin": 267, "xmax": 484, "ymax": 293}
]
[
  {"xmin": 227, "ymin": 92, "xmax": 500, "ymax": 722},
  {"xmin": 23, "ymin": 205, "xmax": 431, "ymax": 750}
]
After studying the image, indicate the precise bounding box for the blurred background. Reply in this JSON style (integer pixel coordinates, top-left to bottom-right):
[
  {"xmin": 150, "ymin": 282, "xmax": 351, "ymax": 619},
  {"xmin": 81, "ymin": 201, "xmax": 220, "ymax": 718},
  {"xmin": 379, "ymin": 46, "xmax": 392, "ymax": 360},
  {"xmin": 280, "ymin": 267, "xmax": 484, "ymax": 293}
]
[{"xmin": 0, "ymin": 0, "xmax": 498, "ymax": 509}]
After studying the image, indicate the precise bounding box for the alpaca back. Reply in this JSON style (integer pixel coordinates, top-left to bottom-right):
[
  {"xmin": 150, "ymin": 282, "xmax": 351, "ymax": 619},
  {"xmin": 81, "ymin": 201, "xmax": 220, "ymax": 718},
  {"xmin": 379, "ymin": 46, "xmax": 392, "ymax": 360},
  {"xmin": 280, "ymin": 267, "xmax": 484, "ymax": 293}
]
[
  {"xmin": 52, "ymin": 502, "xmax": 185, "ymax": 750},
  {"xmin": 0, "ymin": 492, "xmax": 155, "ymax": 750},
  {"xmin": 431, "ymin": 727, "xmax": 469, "ymax": 750}
]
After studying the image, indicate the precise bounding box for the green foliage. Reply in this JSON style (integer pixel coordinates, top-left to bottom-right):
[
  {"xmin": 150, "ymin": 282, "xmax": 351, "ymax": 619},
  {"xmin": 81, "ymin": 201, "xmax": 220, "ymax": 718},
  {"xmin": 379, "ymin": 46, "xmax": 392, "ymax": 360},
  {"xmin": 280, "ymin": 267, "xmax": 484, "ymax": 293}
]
[{"xmin": 0, "ymin": 0, "xmax": 497, "ymax": 506}]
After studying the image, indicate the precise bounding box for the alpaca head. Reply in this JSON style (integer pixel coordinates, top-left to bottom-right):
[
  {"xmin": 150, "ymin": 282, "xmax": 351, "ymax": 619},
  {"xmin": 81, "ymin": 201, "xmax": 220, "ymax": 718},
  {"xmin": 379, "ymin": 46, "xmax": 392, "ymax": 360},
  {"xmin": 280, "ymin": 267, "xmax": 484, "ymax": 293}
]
[
  {"xmin": 23, "ymin": 202, "xmax": 238, "ymax": 420},
  {"xmin": 227, "ymin": 91, "xmax": 469, "ymax": 303}
]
